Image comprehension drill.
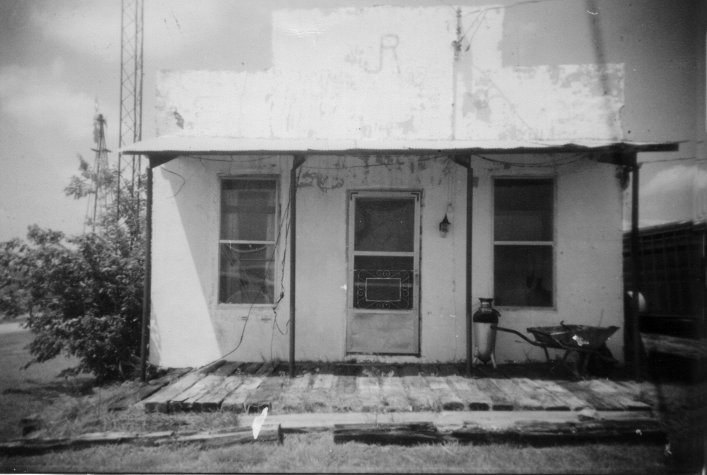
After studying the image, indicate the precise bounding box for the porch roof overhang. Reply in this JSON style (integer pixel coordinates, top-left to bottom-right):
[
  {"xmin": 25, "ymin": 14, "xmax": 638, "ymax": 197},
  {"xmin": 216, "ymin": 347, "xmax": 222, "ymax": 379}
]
[
  {"xmin": 121, "ymin": 136, "xmax": 678, "ymax": 167},
  {"xmin": 132, "ymin": 134, "xmax": 678, "ymax": 379}
]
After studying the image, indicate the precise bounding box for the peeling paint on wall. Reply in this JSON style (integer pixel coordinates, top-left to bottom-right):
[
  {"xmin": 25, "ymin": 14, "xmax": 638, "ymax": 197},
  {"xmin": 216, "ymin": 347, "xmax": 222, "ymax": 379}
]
[{"xmin": 154, "ymin": 5, "xmax": 625, "ymax": 143}]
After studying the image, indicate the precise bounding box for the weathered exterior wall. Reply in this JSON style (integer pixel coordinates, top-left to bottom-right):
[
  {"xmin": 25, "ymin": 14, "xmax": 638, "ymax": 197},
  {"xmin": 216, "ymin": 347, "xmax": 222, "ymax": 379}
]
[
  {"xmin": 151, "ymin": 156, "xmax": 293, "ymax": 367},
  {"xmin": 471, "ymin": 155, "xmax": 625, "ymax": 362},
  {"xmin": 146, "ymin": 4, "xmax": 664, "ymax": 367},
  {"xmin": 151, "ymin": 154, "xmax": 624, "ymax": 366},
  {"xmin": 155, "ymin": 6, "xmax": 623, "ymax": 143}
]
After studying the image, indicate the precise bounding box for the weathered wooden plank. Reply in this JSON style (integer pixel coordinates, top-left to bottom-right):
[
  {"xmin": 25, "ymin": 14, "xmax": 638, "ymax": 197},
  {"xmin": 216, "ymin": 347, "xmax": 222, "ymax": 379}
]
[
  {"xmin": 312, "ymin": 373, "xmax": 337, "ymax": 390},
  {"xmin": 170, "ymin": 425, "xmax": 282, "ymax": 445},
  {"xmin": 642, "ymin": 334, "xmax": 707, "ymax": 359},
  {"xmin": 446, "ymin": 376, "xmax": 491, "ymax": 410},
  {"xmin": 242, "ymin": 362, "xmax": 263, "ymax": 374},
  {"xmin": 356, "ymin": 377, "xmax": 383, "ymax": 412},
  {"xmin": 142, "ymin": 372, "xmax": 206, "ymax": 413},
  {"xmin": 192, "ymin": 375, "xmax": 244, "ymax": 411},
  {"xmin": 333, "ymin": 423, "xmax": 444, "ymax": 445},
  {"xmin": 174, "ymin": 375, "xmax": 228, "ymax": 411},
  {"xmin": 110, "ymin": 374, "xmax": 178, "ymax": 411},
  {"xmin": 331, "ymin": 375, "xmax": 363, "ymax": 412},
  {"xmin": 302, "ymin": 374, "xmax": 338, "ymax": 412},
  {"xmin": 221, "ymin": 377, "xmax": 264, "ymax": 412},
  {"xmin": 610, "ymin": 381, "xmax": 659, "ymax": 407},
  {"xmin": 539, "ymin": 381, "xmax": 592, "ymax": 411},
  {"xmin": 513, "ymin": 378, "xmax": 571, "ymax": 411},
  {"xmin": 473, "ymin": 379, "xmax": 514, "ymax": 411},
  {"xmin": 0, "ymin": 425, "xmax": 283, "ymax": 455},
  {"xmin": 588, "ymin": 379, "xmax": 652, "ymax": 411},
  {"xmin": 401, "ymin": 375, "xmax": 440, "ymax": 411},
  {"xmin": 399, "ymin": 365, "xmax": 420, "ymax": 377},
  {"xmin": 381, "ymin": 377, "xmax": 412, "ymax": 412},
  {"xmin": 488, "ymin": 379, "xmax": 544, "ymax": 410},
  {"xmin": 243, "ymin": 377, "xmax": 286, "ymax": 413},
  {"xmin": 213, "ymin": 362, "xmax": 243, "ymax": 377},
  {"xmin": 425, "ymin": 376, "xmax": 464, "ymax": 411},
  {"xmin": 200, "ymin": 359, "xmax": 227, "ymax": 375},
  {"xmin": 254, "ymin": 362, "xmax": 275, "ymax": 377},
  {"xmin": 558, "ymin": 381, "xmax": 624, "ymax": 411},
  {"xmin": 449, "ymin": 418, "xmax": 665, "ymax": 445},
  {"xmin": 276, "ymin": 373, "xmax": 312, "ymax": 413}
]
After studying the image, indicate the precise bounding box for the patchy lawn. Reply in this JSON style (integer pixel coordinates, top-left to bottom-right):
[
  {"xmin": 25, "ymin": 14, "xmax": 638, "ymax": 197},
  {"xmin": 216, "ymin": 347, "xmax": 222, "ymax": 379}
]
[
  {"xmin": 0, "ymin": 324, "xmax": 703, "ymax": 473},
  {"xmin": 0, "ymin": 433, "xmax": 669, "ymax": 473}
]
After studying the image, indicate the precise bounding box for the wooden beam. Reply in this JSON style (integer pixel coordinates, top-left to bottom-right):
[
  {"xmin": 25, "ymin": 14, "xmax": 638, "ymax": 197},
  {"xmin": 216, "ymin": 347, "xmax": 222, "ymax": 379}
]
[
  {"xmin": 333, "ymin": 422, "xmax": 444, "ymax": 446},
  {"xmin": 289, "ymin": 154, "xmax": 306, "ymax": 378},
  {"xmin": 450, "ymin": 156, "xmax": 474, "ymax": 376},
  {"xmin": 0, "ymin": 426, "xmax": 282, "ymax": 455},
  {"xmin": 629, "ymin": 153, "xmax": 642, "ymax": 380},
  {"xmin": 140, "ymin": 161, "xmax": 153, "ymax": 382}
]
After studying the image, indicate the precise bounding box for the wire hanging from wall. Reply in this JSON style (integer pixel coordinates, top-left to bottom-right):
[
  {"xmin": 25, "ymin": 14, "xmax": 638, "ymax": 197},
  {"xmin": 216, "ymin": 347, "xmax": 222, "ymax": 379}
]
[{"xmin": 195, "ymin": 160, "xmax": 300, "ymax": 371}]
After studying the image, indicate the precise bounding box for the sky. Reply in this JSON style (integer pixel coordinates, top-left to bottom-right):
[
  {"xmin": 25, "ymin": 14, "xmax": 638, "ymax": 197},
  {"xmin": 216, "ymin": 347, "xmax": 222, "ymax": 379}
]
[{"xmin": 0, "ymin": 0, "xmax": 703, "ymax": 242}]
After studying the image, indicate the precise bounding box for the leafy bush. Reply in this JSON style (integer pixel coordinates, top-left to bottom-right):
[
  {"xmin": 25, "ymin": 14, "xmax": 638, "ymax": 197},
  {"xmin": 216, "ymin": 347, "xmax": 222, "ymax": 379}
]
[{"xmin": 0, "ymin": 153, "xmax": 146, "ymax": 381}]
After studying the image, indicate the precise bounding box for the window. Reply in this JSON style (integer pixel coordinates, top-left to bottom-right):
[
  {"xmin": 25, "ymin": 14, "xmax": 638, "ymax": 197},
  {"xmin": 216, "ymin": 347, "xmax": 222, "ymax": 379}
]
[
  {"xmin": 493, "ymin": 178, "xmax": 554, "ymax": 307},
  {"xmin": 219, "ymin": 178, "xmax": 277, "ymax": 304}
]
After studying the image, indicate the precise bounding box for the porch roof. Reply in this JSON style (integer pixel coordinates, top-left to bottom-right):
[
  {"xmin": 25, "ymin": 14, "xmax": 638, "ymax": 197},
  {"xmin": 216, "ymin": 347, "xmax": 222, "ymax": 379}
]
[{"xmin": 121, "ymin": 136, "xmax": 678, "ymax": 165}]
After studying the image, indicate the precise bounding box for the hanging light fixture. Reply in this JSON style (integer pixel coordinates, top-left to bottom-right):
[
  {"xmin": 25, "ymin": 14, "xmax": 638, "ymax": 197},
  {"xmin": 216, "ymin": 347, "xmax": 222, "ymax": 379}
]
[{"xmin": 439, "ymin": 206, "xmax": 451, "ymax": 236}]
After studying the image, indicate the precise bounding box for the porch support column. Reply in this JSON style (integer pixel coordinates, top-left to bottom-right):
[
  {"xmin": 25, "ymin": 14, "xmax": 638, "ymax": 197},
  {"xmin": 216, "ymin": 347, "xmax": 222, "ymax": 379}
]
[
  {"xmin": 140, "ymin": 158, "xmax": 154, "ymax": 382},
  {"xmin": 628, "ymin": 152, "xmax": 642, "ymax": 380},
  {"xmin": 289, "ymin": 155, "xmax": 306, "ymax": 378},
  {"xmin": 451, "ymin": 155, "xmax": 474, "ymax": 376}
]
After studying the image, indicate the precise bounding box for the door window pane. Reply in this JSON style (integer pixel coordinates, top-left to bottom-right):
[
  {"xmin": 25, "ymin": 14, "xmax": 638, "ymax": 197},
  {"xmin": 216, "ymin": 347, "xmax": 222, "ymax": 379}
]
[
  {"xmin": 354, "ymin": 198, "xmax": 415, "ymax": 252},
  {"xmin": 353, "ymin": 256, "xmax": 414, "ymax": 309}
]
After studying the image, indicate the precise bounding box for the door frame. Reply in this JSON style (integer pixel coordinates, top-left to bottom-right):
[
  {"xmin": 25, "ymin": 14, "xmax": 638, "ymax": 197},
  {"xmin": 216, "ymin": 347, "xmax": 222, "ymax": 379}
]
[{"xmin": 346, "ymin": 189, "xmax": 422, "ymax": 355}]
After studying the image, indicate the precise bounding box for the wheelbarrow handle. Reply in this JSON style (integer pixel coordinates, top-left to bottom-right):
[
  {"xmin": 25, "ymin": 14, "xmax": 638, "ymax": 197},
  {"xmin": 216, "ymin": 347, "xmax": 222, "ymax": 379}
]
[{"xmin": 491, "ymin": 325, "xmax": 547, "ymax": 348}]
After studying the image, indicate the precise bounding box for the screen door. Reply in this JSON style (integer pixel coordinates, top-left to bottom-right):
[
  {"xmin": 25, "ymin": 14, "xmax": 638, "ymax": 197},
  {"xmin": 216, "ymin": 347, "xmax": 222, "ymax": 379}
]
[{"xmin": 346, "ymin": 191, "xmax": 420, "ymax": 354}]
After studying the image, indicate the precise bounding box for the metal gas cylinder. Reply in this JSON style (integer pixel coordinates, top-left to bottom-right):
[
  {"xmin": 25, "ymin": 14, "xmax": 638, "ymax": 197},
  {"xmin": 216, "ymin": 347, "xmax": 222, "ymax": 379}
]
[{"xmin": 473, "ymin": 298, "xmax": 501, "ymax": 368}]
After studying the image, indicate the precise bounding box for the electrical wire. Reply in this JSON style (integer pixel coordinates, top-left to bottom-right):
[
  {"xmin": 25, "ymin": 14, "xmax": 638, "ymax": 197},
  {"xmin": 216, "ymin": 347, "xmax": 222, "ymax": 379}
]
[
  {"xmin": 301, "ymin": 155, "xmax": 442, "ymax": 170},
  {"xmin": 161, "ymin": 167, "xmax": 186, "ymax": 197},
  {"xmin": 195, "ymin": 162, "xmax": 303, "ymax": 370},
  {"xmin": 473, "ymin": 151, "xmax": 586, "ymax": 168},
  {"xmin": 640, "ymin": 156, "xmax": 705, "ymax": 164}
]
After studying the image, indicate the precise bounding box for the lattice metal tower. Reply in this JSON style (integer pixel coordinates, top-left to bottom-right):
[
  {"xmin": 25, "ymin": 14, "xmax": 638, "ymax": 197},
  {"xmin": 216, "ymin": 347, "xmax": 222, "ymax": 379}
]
[
  {"xmin": 118, "ymin": 0, "xmax": 144, "ymax": 216},
  {"xmin": 88, "ymin": 113, "xmax": 111, "ymax": 233}
]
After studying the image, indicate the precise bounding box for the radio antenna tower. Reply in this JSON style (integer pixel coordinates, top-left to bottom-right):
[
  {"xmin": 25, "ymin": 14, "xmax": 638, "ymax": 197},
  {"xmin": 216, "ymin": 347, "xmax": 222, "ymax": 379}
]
[
  {"xmin": 89, "ymin": 113, "xmax": 111, "ymax": 233},
  {"xmin": 118, "ymin": 0, "xmax": 144, "ymax": 225}
]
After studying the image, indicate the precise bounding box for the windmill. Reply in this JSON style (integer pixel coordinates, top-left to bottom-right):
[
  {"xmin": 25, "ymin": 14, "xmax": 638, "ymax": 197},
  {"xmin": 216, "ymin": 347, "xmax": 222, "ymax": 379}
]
[{"xmin": 87, "ymin": 112, "xmax": 111, "ymax": 233}]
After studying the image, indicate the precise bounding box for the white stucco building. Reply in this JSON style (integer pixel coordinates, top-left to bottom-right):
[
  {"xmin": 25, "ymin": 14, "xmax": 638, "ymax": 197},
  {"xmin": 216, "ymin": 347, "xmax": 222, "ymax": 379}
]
[{"xmin": 123, "ymin": 3, "xmax": 690, "ymax": 370}]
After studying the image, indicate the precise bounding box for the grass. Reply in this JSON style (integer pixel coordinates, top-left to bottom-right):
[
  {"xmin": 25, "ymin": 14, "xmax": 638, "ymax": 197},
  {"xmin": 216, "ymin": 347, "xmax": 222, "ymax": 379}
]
[
  {"xmin": 0, "ymin": 433, "xmax": 669, "ymax": 473},
  {"xmin": 0, "ymin": 324, "xmax": 703, "ymax": 473}
]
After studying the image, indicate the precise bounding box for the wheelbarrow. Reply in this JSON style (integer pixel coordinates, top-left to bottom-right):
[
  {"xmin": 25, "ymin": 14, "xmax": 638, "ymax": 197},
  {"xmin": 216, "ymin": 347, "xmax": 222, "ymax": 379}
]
[{"xmin": 491, "ymin": 322, "xmax": 620, "ymax": 378}]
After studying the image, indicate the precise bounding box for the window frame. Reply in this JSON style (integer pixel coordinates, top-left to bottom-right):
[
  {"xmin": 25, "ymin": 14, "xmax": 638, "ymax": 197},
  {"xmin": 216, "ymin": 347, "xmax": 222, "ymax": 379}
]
[
  {"xmin": 492, "ymin": 176, "xmax": 557, "ymax": 309},
  {"xmin": 217, "ymin": 175, "xmax": 280, "ymax": 306}
]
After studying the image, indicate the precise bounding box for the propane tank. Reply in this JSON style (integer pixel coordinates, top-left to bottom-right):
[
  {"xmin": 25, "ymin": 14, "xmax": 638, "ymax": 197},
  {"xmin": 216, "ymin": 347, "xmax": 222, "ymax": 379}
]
[{"xmin": 473, "ymin": 298, "xmax": 501, "ymax": 368}]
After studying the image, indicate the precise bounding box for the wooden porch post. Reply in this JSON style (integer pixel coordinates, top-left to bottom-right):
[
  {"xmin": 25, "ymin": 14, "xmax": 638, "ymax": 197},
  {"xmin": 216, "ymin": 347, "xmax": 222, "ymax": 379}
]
[
  {"xmin": 140, "ymin": 158, "xmax": 153, "ymax": 382},
  {"xmin": 289, "ymin": 155, "xmax": 306, "ymax": 378},
  {"xmin": 629, "ymin": 152, "xmax": 642, "ymax": 380},
  {"xmin": 465, "ymin": 160, "xmax": 474, "ymax": 376},
  {"xmin": 451, "ymin": 155, "xmax": 474, "ymax": 376}
]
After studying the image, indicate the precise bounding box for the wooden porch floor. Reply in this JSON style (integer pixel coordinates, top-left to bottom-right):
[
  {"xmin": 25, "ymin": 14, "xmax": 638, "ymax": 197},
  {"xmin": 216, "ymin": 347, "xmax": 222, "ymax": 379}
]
[{"xmin": 138, "ymin": 361, "xmax": 654, "ymax": 415}]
